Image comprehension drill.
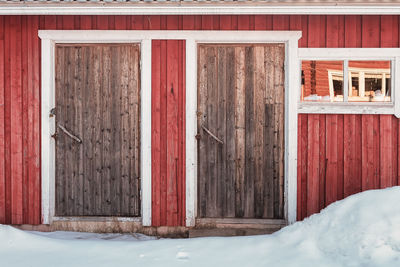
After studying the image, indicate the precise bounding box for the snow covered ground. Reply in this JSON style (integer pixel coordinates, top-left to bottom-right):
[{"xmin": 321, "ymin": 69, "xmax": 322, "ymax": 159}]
[{"xmin": 1, "ymin": 187, "xmax": 400, "ymax": 267}]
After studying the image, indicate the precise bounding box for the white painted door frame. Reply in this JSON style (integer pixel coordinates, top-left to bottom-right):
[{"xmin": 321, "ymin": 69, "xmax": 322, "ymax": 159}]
[{"xmin": 39, "ymin": 30, "xmax": 301, "ymax": 227}]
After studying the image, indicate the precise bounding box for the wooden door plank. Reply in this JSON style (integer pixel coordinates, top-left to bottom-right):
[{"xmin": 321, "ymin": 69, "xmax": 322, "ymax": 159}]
[
  {"xmin": 244, "ymin": 46, "xmax": 255, "ymax": 218},
  {"xmin": 234, "ymin": 46, "xmax": 246, "ymax": 218},
  {"xmin": 263, "ymin": 45, "xmax": 276, "ymax": 218},
  {"xmin": 216, "ymin": 47, "xmax": 227, "ymax": 217},
  {"xmin": 253, "ymin": 46, "xmax": 265, "ymax": 218},
  {"xmin": 129, "ymin": 45, "xmax": 141, "ymax": 216},
  {"xmin": 100, "ymin": 46, "xmax": 112, "ymax": 215},
  {"xmin": 274, "ymin": 44, "xmax": 285, "ymax": 219},
  {"xmin": 197, "ymin": 45, "xmax": 209, "ymax": 218},
  {"xmin": 225, "ymin": 46, "xmax": 236, "ymax": 218},
  {"xmin": 205, "ymin": 46, "xmax": 218, "ymax": 218},
  {"xmin": 82, "ymin": 45, "xmax": 94, "ymax": 215}
]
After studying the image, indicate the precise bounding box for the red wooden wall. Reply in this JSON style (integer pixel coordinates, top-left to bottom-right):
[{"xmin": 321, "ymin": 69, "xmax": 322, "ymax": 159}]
[{"xmin": 0, "ymin": 15, "xmax": 400, "ymax": 226}]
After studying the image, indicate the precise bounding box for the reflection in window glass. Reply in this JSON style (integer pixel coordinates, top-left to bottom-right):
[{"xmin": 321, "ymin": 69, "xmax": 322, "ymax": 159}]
[
  {"xmin": 348, "ymin": 61, "xmax": 391, "ymax": 102},
  {"xmin": 301, "ymin": 61, "xmax": 344, "ymax": 102}
]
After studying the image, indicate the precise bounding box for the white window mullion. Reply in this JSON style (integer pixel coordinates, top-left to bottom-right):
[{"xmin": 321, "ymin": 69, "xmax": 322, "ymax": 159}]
[{"xmin": 343, "ymin": 60, "xmax": 349, "ymax": 102}]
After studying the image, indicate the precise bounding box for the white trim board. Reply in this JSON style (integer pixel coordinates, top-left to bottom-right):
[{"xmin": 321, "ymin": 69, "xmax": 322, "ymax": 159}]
[
  {"xmin": 298, "ymin": 48, "xmax": 400, "ymax": 118},
  {"xmin": 39, "ymin": 30, "xmax": 301, "ymax": 227},
  {"xmin": 5, "ymin": 5, "xmax": 400, "ymax": 15},
  {"xmin": 39, "ymin": 31, "xmax": 153, "ymax": 226}
]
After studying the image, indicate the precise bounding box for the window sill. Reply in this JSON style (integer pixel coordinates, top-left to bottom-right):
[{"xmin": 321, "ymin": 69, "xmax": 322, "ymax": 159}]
[{"xmin": 298, "ymin": 102, "xmax": 395, "ymax": 116}]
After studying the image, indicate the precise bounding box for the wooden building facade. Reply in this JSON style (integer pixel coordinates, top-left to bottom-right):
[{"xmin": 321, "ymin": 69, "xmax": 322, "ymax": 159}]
[{"xmin": 1, "ymin": 1, "xmax": 400, "ymax": 235}]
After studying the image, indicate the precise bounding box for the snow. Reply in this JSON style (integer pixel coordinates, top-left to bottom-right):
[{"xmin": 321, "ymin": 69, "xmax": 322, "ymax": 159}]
[{"xmin": 1, "ymin": 187, "xmax": 400, "ymax": 266}]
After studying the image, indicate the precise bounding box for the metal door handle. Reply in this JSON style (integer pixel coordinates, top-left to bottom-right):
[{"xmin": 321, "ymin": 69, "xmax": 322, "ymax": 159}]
[
  {"xmin": 57, "ymin": 124, "xmax": 82, "ymax": 144},
  {"xmin": 201, "ymin": 125, "xmax": 224, "ymax": 144}
]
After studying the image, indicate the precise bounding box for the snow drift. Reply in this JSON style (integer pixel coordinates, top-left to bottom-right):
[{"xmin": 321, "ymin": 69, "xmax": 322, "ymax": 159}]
[{"xmin": 1, "ymin": 187, "xmax": 400, "ymax": 267}]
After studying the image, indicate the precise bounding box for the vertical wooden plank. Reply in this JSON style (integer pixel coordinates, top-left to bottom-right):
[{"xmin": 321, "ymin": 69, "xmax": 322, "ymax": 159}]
[
  {"xmin": 307, "ymin": 114, "xmax": 319, "ymax": 216},
  {"xmin": 345, "ymin": 15, "xmax": 362, "ymax": 47},
  {"xmin": 253, "ymin": 46, "xmax": 265, "ymax": 218},
  {"xmin": 205, "ymin": 46, "xmax": 218, "ymax": 218},
  {"xmin": 10, "ymin": 16, "xmax": 23, "ymax": 224},
  {"xmin": 219, "ymin": 15, "xmax": 232, "ymax": 30},
  {"xmin": 235, "ymin": 46, "xmax": 246, "ymax": 217},
  {"xmin": 391, "ymin": 116, "xmax": 398, "ymax": 186},
  {"xmin": 380, "ymin": 115, "xmax": 394, "ymax": 188},
  {"xmin": 244, "ymin": 46, "xmax": 255, "ymax": 218},
  {"xmin": 166, "ymin": 40, "xmax": 179, "ymax": 225},
  {"xmin": 132, "ymin": 16, "xmax": 144, "ymax": 30},
  {"xmin": 74, "ymin": 46, "xmax": 84, "ymax": 215},
  {"xmin": 290, "ymin": 15, "xmax": 308, "ymax": 48},
  {"xmin": 272, "ymin": 15, "xmax": 290, "ymax": 30},
  {"xmin": 254, "ymin": 15, "xmax": 267, "ymax": 30},
  {"xmin": 337, "ymin": 115, "xmax": 344, "ymax": 200},
  {"xmin": 82, "ymin": 46, "xmax": 93, "ymax": 215},
  {"xmin": 216, "ymin": 47, "xmax": 227, "ymax": 217},
  {"xmin": 80, "ymin": 15, "xmax": 92, "ymax": 30},
  {"xmin": 319, "ymin": 115, "xmax": 326, "ymax": 210},
  {"xmin": 201, "ymin": 15, "xmax": 213, "ymax": 30},
  {"xmin": 31, "ymin": 15, "xmax": 41, "ymax": 223},
  {"xmin": 130, "ymin": 45, "xmax": 141, "ymax": 216},
  {"xmin": 179, "ymin": 39, "xmax": 186, "ymax": 226},
  {"xmin": 119, "ymin": 45, "xmax": 130, "ymax": 215},
  {"xmin": 308, "ymin": 15, "xmax": 327, "ymax": 48},
  {"xmin": 62, "ymin": 16, "xmax": 75, "ymax": 30},
  {"xmin": 4, "ymin": 16, "xmax": 11, "ymax": 224},
  {"xmin": 0, "ymin": 16, "xmax": 5, "ymax": 223},
  {"xmin": 197, "ymin": 45, "xmax": 208, "ymax": 218},
  {"xmin": 326, "ymin": 115, "xmax": 338, "ymax": 206},
  {"xmin": 115, "ymin": 16, "xmax": 127, "ymax": 30},
  {"xmin": 159, "ymin": 39, "xmax": 168, "ymax": 225},
  {"xmin": 55, "ymin": 46, "xmax": 65, "ymax": 215},
  {"xmin": 361, "ymin": 115, "xmax": 380, "ymax": 190},
  {"xmin": 101, "ymin": 45, "xmax": 112, "ymax": 215},
  {"xmin": 344, "ymin": 115, "xmax": 362, "ymax": 197},
  {"xmin": 362, "ymin": 15, "xmax": 381, "ymax": 48},
  {"xmin": 152, "ymin": 40, "xmax": 162, "ymax": 225},
  {"xmin": 237, "ymin": 16, "xmax": 250, "ymax": 30},
  {"xmin": 297, "ymin": 114, "xmax": 308, "ymax": 220},
  {"xmin": 225, "ymin": 46, "xmax": 236, "ymax": 217},
  {"xmin": 381, "ymin": 16, "xmax": 399, "ymax": 47},
  {"xmin": 264, "ymin": 45, "xmax": 276, "ymax": 218},
  {"xmin": 110, "ymin": 46, "xmax": 122, "ymax": 215},
  {"xmin": 21, "ymin": 16, "xmax": 29, "ymax": 222},
  {"xmin": 274, "ymin": 45, "xmax": 285, "ymax": 219},
  {"xmin": 182, "ymin": 16, "xmax": 195, "ymax": 30},
  {"xmin": 326, "ymin": 15, "xmax": 345, "ymax": 48}
]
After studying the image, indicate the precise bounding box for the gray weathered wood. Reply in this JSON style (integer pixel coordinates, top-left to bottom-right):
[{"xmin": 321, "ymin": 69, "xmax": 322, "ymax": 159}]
[
  {"xmin": 55, "ymin": 44, "xmax": 141, "ymax": 217},
  {"xmin": 197, "ymin": 44, "xmax": 285, "ymax": 219}
]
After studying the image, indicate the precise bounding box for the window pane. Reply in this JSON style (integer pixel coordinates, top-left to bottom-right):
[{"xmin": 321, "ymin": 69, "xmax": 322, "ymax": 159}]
[
  {"xmin": 348, "ymin": 61, "xmax": 391, "ymax": 102},
  {"xmin": 301, "ymin": 61, "xmax": 344, "ymax": 102}
]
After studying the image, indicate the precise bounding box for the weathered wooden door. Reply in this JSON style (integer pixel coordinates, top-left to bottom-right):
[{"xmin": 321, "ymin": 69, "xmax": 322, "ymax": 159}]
[
  {"xmin": 55, "ymin": 44, "xmax": 141, "ymax": 217},
  {"xmin": 197, "ymin": 44, "xmax": 285, "ymax": 219}
]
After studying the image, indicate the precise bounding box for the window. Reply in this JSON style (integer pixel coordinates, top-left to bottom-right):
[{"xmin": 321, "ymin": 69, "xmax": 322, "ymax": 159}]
[
  {"xmin": 301, "ymin": 60, "xmax": 392, "ymax": 103},
  {"xmin": 301, "ymin": 60, "xmax": 344, "ymax": 102},
  {"xmin": 348, "ymin": 61, "xmax": 391, "ymax": 102},
  {"xmin": 298, "ymin": 48, "xmax": 400, "ymax": 117}
]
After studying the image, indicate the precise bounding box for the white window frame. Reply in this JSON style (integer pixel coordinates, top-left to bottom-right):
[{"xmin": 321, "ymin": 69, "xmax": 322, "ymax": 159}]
[
  {"xmin": 39, "ymin": 30, "xmax": 301, "ymax": 227},
  {"xmin": 298, "ymin": 48, "xmax": 400, "ymax": 118}
]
